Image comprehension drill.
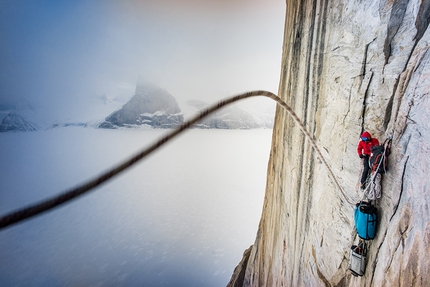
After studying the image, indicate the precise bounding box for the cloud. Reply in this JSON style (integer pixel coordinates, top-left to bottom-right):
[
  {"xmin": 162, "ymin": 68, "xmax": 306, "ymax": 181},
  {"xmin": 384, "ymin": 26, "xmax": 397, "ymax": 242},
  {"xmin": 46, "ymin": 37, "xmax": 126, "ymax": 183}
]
[{"xmin": 0, "ymin": 0, "xmax": 285, "ymax": 117}]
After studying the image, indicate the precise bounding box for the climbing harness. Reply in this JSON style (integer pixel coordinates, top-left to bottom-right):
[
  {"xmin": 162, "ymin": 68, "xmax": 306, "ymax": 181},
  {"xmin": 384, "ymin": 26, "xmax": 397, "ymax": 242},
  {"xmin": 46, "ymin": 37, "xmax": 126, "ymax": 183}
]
[{"xmin": 0, "ymin": 90, "xmax": 352, "ymax": 230}]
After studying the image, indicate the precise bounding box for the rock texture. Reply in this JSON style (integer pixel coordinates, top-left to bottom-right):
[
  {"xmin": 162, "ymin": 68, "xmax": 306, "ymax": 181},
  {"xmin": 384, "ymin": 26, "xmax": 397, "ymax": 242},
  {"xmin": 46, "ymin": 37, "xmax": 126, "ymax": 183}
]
[
  {"xmin": 98, "ymin": 82, "xmax": 184, "ymax": 129},
  {"xmin": 229, "ymin": 0, "xmax": 430, "ymax": 286}
]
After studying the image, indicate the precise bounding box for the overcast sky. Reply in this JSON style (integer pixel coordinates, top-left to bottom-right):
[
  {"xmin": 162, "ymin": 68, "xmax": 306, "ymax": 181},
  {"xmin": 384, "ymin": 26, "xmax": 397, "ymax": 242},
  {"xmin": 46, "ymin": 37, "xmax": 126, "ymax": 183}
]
[{"xmin": 0, "ymin": 0, "xmax": 285, "ymax": 116}]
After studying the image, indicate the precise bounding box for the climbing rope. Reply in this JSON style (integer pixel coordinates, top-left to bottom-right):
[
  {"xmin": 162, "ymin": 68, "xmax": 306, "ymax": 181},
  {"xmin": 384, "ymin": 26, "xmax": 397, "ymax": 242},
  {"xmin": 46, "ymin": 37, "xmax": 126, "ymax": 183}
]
[
  {"xmin": 0, "ymin": 90, "xmax": 354, "ymax": 230},
  {"xmin": 361, "ymin": 137, "xmax": 392, "ymax": 201}
]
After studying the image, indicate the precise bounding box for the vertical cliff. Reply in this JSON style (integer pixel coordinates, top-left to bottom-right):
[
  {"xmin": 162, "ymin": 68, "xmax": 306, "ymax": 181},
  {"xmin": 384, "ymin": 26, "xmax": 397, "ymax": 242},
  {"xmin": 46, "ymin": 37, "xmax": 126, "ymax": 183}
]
[{"xmin": 229, "ymin": 0, "xmax": 430, "ymax": 286}]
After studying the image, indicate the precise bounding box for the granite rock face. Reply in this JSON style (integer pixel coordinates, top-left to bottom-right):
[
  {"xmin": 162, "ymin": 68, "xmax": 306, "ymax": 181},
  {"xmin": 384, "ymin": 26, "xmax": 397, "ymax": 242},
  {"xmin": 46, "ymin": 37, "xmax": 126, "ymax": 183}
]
[
  {"xmin": 229, "ymin": 0, "xmax": 430, "ymax": 286},
  {"xmin": 98, "ymin": 82, "xmax": 184, "ymax": 129}
]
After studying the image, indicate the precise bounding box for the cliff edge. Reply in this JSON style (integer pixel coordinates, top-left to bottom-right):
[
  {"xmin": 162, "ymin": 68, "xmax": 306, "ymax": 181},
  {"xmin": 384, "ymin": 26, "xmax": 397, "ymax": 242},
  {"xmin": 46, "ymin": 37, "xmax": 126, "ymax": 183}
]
[{"xmin": 229, "ymin": 0, "xmax": 430, "ymax": 286}]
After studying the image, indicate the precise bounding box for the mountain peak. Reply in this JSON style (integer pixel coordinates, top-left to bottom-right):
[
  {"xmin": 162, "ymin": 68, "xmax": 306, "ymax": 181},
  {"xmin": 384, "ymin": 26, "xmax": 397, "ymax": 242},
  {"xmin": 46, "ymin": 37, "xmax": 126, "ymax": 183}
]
[{"xmin": 98, "ymin": 82, "xmax": 183, "ymax": 129}]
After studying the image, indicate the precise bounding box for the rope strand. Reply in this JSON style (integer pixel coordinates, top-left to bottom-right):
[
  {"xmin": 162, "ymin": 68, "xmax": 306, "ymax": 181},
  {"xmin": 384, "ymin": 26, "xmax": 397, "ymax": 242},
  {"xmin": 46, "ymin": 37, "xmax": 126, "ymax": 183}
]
[
  {"xmin": 362, "ymin": 137, "xmax": 392, "ymax": 201},
  {"xmin": 0, "ymin": 90, "xmax": 354, "ymax": 230}
]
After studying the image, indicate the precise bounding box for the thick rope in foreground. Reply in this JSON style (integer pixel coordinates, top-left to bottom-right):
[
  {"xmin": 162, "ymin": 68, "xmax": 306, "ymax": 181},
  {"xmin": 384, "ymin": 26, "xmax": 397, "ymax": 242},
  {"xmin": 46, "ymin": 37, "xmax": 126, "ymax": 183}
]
[{"xmin": 0, "ymin": 90, "xmax": 354, "ymax": 230}]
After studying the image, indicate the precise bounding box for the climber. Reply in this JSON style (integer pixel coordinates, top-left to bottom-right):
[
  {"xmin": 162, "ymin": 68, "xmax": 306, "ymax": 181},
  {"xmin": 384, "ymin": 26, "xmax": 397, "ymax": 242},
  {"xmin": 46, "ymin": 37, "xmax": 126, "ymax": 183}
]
[{"xmin": 357, "ymin": 131, "xmax": 379, "ymax": 190}]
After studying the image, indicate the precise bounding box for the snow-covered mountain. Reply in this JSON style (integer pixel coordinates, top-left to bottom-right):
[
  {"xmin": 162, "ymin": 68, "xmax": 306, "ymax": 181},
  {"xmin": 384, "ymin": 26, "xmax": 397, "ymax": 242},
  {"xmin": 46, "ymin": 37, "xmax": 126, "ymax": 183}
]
[
  {"xmin": 98, "ymin": 82, "xmax": 184, "ymax": 129},
  {"xmin": 0, "ymin": 99, "xmax": 48, "ymax": 132},
  {"xmin": 0, "ymin": 96, "xmax": 125, "ymax": 132},
  {"xmin": 0, "ymin": 83, "xmax": 274, "ymax": 132},
  {"xmin": 181, "ymin": 99, "xmax": 274, "ymax": 129}
]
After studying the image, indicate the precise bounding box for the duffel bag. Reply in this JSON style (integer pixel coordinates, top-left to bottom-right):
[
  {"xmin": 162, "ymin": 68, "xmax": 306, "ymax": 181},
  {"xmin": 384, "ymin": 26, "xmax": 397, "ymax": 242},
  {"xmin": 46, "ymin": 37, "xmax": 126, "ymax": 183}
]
[
  {"xmin": 349, "ymin": 241, "xmax": 367, "ymax": 276},
  {"xmin": 354, "ymin": 201, "xmax": 377, "ymax": 240}
]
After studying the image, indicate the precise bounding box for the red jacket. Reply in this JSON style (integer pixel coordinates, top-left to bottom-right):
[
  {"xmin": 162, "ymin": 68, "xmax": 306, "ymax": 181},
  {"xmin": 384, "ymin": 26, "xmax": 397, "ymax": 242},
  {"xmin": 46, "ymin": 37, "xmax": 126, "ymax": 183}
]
[{"xmin": 357, "ymin": 132, "xmax": 379, "ymax": 156}]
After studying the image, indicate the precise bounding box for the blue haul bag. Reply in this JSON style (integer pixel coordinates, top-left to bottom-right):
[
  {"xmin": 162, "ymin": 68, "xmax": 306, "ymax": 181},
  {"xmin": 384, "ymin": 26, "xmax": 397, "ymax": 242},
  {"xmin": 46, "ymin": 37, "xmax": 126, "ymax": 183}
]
[{"xmin": 354, "ymin": 202, "xmax": 377, "ymax": 240}]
